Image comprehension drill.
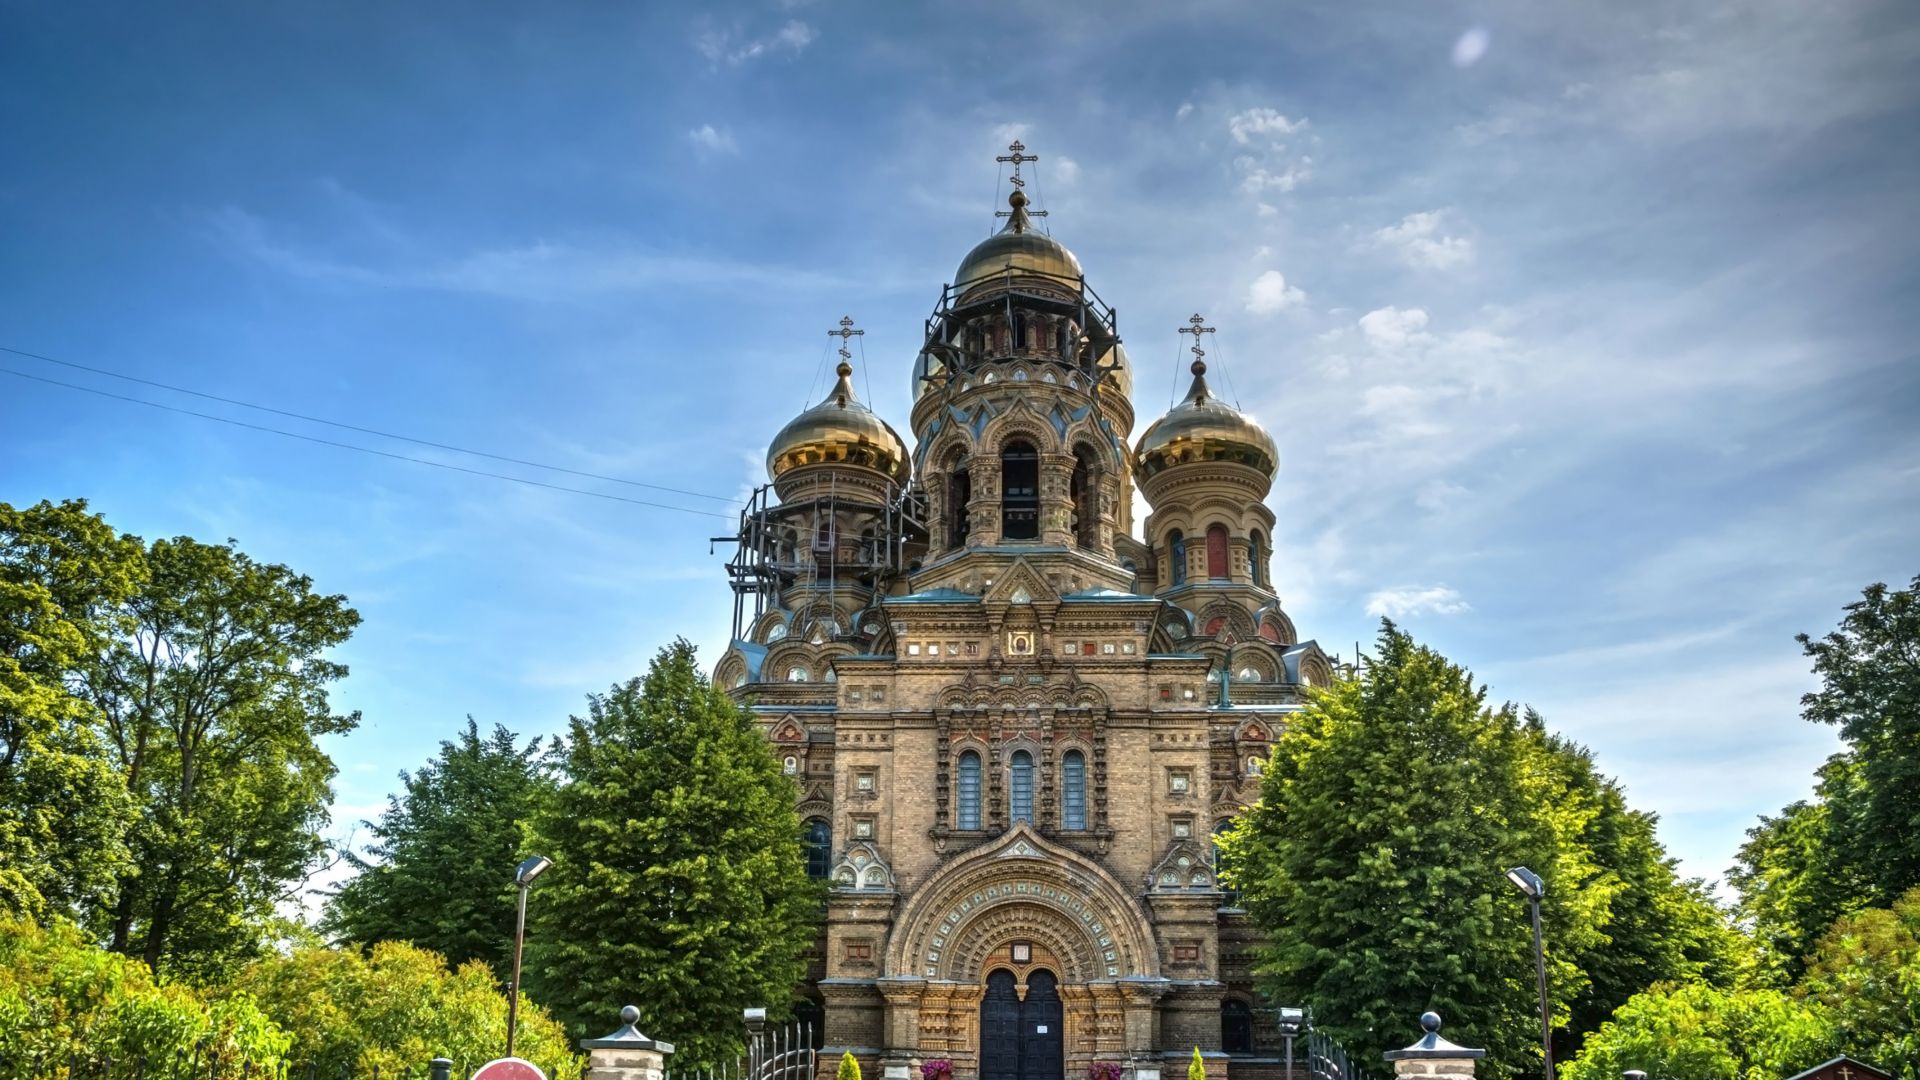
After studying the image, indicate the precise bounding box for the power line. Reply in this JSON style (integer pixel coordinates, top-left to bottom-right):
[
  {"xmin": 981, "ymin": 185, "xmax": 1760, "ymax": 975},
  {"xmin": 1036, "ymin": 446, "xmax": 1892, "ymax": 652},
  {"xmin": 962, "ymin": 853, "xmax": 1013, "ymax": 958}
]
[
  {"xmin": 0, "ymin": 344, "xmax": 741, "ymax": 506},
  {"xmin": 1, "ymin": 366, "xmax": 738, "ymax": 521}
]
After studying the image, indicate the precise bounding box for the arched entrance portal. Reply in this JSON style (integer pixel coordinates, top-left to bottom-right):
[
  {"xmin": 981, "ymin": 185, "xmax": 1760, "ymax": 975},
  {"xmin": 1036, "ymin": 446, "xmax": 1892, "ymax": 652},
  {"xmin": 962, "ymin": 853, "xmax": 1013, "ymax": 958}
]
[{"xmin": 979, "ymin": 969, "xmax": 1063, "ymax": 1080}]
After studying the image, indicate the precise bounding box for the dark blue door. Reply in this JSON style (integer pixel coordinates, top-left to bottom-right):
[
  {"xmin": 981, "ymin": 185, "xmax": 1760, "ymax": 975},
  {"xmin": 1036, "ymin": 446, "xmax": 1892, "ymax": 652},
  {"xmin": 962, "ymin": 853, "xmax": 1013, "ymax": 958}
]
[
  {"xmin": 980, "ymin": 970, "xmax": 1021, "ymax": 1080},
  {"xmin": 1020, "ymin": 970, "xmax": 1064, "ymax": 1080}
]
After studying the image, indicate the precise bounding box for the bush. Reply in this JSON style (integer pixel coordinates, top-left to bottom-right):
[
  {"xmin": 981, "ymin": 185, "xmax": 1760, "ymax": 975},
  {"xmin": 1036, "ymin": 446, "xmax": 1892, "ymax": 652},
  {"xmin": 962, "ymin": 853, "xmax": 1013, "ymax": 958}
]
[
  {"xmin": 232, "ymin": 940, "xmax": 579, "ymax": 1076},
  {"xmin": 0, "ymin": 918, "xmax": 287, "ymax": 1070},
  {"xmin": 837, "ymin": 1050, "xmax": 862, "ymax": 1080},
  {"xmin": 1560, "ymin": 982, "xmax": 1839, "ymax": 1080}
]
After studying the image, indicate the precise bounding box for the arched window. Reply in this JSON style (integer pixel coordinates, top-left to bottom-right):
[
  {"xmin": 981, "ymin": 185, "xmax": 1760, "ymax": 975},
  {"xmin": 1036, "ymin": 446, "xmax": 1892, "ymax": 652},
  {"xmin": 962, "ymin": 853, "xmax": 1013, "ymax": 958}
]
[
  {"xmin": 1249, "ymin": 529, "xmax": 1267, "ymax": 587},
  {"xmin": 787, "ymin": 666, "xmax": 809, "ymax": 682},
  {"xmin": 1207, "ymin": 524, "xmax": 1230, "ymax": 579},
  {"xmin": 1071, "ymin": 446, "xmax": 1098, "ymax": 550},
  {"xmin": 1061, "ymin": 750, "xmax": 1087, "ymax": 830},
  {"xmin": 1009, "ymin": 750, "xmax": 1035, "ymax": 823},
  {"xmin": 803, "ymin": 818, "xmax": 832, "ymax": 880},
  {"xmin": 949, "ymin": 460, "xmax": 972, "ymax": 549},
  {"xmin": 1222, "ymin": 1000, "xmax": 1254, "ymax": 1054},
  {"xmin": 1001, "ymin": 440, "xmax": 1039, "ymax": 540},
  {"xmin": 1169, "ymin": 530, "xmax": 1187, "ymax": 586},
  {"xmin": 783, "ymin": 755, "xmax": 799, "ymax": 775},
  {"xmin": 1213, "ymin": 818, "xmax": 1240, "ymax": 907},
  {"xmin": 957, "ymin": 750, "xmax": 983, "ymax": 830},
  {"xmin": 1013, "ymin": 314, "xmax": 1029, "ymax": 349}
]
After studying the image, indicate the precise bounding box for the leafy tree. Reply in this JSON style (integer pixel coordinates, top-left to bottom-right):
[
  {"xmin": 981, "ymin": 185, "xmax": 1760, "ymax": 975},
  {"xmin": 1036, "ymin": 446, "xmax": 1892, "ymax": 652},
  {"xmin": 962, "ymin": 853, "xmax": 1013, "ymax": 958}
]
[
  {"xmin": 1226, "ymin": 623, "xmax": 1741, "ymax": 1077},
  {"xmin": 0, "ymin": 500, "xmax": 141, "ymax": 921},
  {"xmin": 323, "ymin": 718, "xmax": 551, "ymax": 972},
  {"xmin": 1226, "ymin": 622, "xmax": 1558, "ymax": 1077},
  {"xmin": 526, "ymin": 639, "xmax": 821, "ymax": 1068},
  {"xmin": 1798, "ymin": 885, "xmax": 1920, "ymax": 1075},
  {"xmin": 1188, "ymin": 1046, "xmax": 1205, "ymax": 1080},
  {"xmin": 1732, "ymin": 575, "xmax": 1920, "ymax": 978},
  {"xmin": 0, "ymin": 916, "xmax": 288, "ymax": 1069},
  {"xmin": 84, "ymin": 534, "xmax": 361, "ymax": 980},
  {"xmin": 1558, "ymin": 982, "xmax": 1838, "ymax": 1080},
  {"xmin": 232, "ymin": 940, "xmax": 579, "ymax": 1076}
]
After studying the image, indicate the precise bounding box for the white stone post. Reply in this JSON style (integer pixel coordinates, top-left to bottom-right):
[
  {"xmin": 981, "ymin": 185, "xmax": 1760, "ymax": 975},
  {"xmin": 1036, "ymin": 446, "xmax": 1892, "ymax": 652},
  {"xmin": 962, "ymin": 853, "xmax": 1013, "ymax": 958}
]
[
  {"xmin": 1383, "ymin": 1012, "xmax": 1486, "ymax": 1080},
  {"xmin": 582, "ymin": 1005, "xmax": 676, "ymax": 1080}
]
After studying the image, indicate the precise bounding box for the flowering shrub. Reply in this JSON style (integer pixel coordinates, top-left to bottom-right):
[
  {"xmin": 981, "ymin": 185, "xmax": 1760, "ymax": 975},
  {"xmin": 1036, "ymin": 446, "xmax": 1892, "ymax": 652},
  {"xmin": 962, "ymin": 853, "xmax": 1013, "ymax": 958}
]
[
  {"xmin": 922, "ymin": 1058, "xmax": 955, "ymax": 1080},
  {"xmin": 1088, "ymin": 1062, "xmax": 1125, "ymax": 1080}
]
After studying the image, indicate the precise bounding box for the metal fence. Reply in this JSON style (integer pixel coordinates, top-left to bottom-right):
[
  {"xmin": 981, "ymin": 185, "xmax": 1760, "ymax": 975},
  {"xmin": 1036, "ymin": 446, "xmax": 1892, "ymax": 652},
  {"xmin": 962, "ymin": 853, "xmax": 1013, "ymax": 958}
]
[
  {"xmin": 0, "ymin": 1055, "xmax": 586, "ymax": 1080},
  {"xmin": 665, "ymin": 1014, "xmax": 816, "ymax": 1080},
  {"xmin": 1304, "ymin": 1030, "xmax": 1376, "ymax": 1080}
]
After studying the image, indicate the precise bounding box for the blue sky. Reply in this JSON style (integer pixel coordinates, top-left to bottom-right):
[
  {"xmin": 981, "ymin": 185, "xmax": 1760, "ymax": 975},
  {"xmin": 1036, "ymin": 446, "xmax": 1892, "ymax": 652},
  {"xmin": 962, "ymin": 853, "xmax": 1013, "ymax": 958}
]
[{"xmin": 3, "ymin": 0, "xmax": 1917, "ymax": 900}]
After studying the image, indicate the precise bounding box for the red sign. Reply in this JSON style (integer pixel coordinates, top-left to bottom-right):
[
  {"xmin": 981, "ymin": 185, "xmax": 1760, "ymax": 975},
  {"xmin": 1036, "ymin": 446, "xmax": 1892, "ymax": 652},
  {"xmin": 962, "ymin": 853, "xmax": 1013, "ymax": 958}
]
[{"xmin": 472, "ymin": 1059, "xmax": 549, "ymax": 1080}]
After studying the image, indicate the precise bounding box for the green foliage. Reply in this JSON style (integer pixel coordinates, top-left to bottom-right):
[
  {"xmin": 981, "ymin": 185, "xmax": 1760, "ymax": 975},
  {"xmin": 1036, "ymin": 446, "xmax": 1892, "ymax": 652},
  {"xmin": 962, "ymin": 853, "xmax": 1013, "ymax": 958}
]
[
  {"xmin": 1559, "ymin": 982, "xmax": 1839, "ymax": 1080},
  {"xmin": 526, "ymin": 639, "xmax": 821, "ymax": 1068},
  {"xmin": 0, "ymin": 916, "xmax": 289, "ymax": 1069},
  {"xmin": 1798, "ymin": 885, "xmax": 1920, "ymax": 1075},
  {"xmin": 1188, "ymin": 1046, "xmax": 1205, "ymax": 1080},
  {"xmin": 232, "ymin": 939, "xmax": 578, "ymax": 1076},
  {"xmin": 1225, "ymin": 622, "xmax": 1739, "ymax": 1077},
  {"xmin": 837, "ymin": 1051, "xmax": 862, "ymax": 1080},
  {"xmin": 84, "ymin": 533, "xmax": 361, "ymax": 979},
  {"xmin": 0, "ymin": 500, "xmax": 142, "ymax": 922},
  {"xmin": 1732, "ymin": 575, "xmax": 1920, "ymax": 980},
  {"xmin": 324, "ymin": 718, "xmax": 551, "ymax": 972}
]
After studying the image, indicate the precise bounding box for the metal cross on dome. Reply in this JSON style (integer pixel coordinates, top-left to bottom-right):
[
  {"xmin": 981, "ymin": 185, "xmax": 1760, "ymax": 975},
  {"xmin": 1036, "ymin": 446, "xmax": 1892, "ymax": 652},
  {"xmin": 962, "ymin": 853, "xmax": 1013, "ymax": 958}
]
[
  {"xmin": 994, "ymin": 140, "xmax": 1048, "ymax": 222},
  {"xmin": 828, "ymin": 315, "xmax": 864, "ymax": 363},
  {"xmin": 1179, "ymin": 313, "xmax": 1216, "ymax": 362}
]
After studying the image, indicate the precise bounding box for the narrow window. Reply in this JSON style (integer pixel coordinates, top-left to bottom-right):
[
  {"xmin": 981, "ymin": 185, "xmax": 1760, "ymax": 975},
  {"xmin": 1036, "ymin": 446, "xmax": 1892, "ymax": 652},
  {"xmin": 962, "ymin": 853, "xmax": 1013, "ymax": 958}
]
[
  {"xmin": 1062, "ymin": 750, "xmax": 1087, "ymax": 830},
  {"xmin": 1207, "ymin": 524, "xmax": 1230, "ymax": 579},
  {"xmin": 1249, "ymin": 529, "xmax": 1267, "ymax": 587},
  {"xmin": 1009, "ymin": 750, "xmax": 1034, "ymax": 823},
  {"xmin": 1001, "ymin": 440, "xmax": 1040, "ymax": 540},
  {"xmin": 1169, "ymin": 530, "xmax": 1187, "ymax": 586},
  {"xmin": 1013, "ymin": 314, "xmax": 1028, "ymax": 349},
  {"xmin": 803, "ymin": 818, "xmax": 832, "ymax": 880},
  {"xmin": 957, "ymin": 750, "xmax": 982, "ymax": 830},
  {"xmin": 1071, "ymin": 446, "xmax": 1098, "ymax": 549},
  {"xmin": 1222, "ymin": 1000, "xmax": 1254, "ymax": 1054},
  {"xmin": 949, "ymin": 462, "xmax": 972, "ymax": 548}
]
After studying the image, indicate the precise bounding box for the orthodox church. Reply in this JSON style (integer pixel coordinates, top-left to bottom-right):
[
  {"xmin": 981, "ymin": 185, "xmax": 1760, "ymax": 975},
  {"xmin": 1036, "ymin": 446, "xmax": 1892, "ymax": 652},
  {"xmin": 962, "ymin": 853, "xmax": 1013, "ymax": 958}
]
[{"xmin": 712, "ymin": 145, "xmax": 1335, "ymax": 1080}]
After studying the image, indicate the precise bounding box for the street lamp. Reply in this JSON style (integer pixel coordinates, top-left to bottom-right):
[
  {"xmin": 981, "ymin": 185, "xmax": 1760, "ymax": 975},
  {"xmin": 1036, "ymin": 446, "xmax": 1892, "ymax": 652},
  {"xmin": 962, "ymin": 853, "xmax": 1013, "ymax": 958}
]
[
  {"xmin": 1275, "ymin": 1007, "xmax": 1306, "ymax": 1080},
  {"xmin": 506, "ymin": 854, "xmax": 553, "ymax": 1059},
  {"xmin": 1505, "ymin": 866, "xmax": 1552, "ymax": 1080}
]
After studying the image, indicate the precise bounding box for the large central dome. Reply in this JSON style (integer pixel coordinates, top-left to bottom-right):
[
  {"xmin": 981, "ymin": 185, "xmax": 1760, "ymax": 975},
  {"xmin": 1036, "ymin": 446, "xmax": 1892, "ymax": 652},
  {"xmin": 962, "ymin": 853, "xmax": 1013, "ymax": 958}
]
[{"xmin": 953, "ymin": 190, "xmax": 1083, "ymax": 290}]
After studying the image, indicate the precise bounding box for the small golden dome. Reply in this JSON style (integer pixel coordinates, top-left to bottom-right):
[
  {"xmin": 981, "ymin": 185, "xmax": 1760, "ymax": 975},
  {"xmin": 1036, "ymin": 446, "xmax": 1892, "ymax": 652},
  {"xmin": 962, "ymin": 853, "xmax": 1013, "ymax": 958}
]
[
  {"xmin": 1096, "ymin": 342, "xmax": 1133, "ymax": 401},
  {"xmin": 1134, "ymin": 360, "xmax": 1277, "ymax": 480},
  {"xmin": 954, "ymin": 190, "xmax": 1083, "ymax": 291},
  {"xmin": 766, "ymin": 361, "xmax": 910, "ymax": 485}
]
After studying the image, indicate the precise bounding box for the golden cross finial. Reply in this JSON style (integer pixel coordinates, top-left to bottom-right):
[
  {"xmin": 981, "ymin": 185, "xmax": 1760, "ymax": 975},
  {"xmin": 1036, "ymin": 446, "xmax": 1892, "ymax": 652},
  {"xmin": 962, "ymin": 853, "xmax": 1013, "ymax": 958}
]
[
  {"xmin": 827, "ymin": 316, "xmax": 864, "ymax": 365},
  {"xmin": 996, "ymin": 139, "xmax": 1037, "ymax": 188},
  {"xmin": 994, "ymin": 140, "xmax": 1049, "ymax": 224},
  {"xmin": 1179, "ymin": 313, "xmax": 1216, "ymax": 365}
]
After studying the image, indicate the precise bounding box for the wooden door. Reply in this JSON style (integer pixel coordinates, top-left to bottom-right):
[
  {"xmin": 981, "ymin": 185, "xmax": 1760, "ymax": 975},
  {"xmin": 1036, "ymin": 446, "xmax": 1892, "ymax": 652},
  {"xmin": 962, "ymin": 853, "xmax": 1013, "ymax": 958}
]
[{"xmin": 979, "ymin": 970, "xmax": 1021, "ymax": 1080}]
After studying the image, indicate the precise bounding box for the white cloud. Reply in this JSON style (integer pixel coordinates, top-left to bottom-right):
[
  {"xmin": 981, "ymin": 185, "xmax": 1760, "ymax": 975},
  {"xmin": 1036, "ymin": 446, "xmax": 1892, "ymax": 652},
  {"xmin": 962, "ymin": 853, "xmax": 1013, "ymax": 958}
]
[
  {"xmin": 1175, "ymin": 102, "xmax": 1194, "ymax": 121},
  {"xmin": 1365, "ymin": 585, "xmax": 1472, "ymax": 617},
  {"xmin": 1244, "ymin": 269, "xmax": 1306, "ymax": 314},
  {"xmin": 1452, "ymin": 27, "xmax": 1491, "ymax": 68},
  {"xmin": 1237, "ymin": 156, "xmax": 1314, "ymax": 195},
  {"xmin": 1229, "ymin": 107, "xmax": 1308, "ymax": 144},
  {"xmin": 1052, "ymin": 156, "xmax": 1081, "ymax": 186},
  {"xmin": 695, "ymin": 19, "xmax": 816, "ymax": 66},
  {"xmin": 687, "ymin": 124, "xmax": 738, "ymax": 155},
  {"xmin": 1373, "ymin": 211, "xmax": 1475, "ymax": 270},
  {"xmin": 1357, "ymin": 306, "xmax": 1433, "ymax": 350}
]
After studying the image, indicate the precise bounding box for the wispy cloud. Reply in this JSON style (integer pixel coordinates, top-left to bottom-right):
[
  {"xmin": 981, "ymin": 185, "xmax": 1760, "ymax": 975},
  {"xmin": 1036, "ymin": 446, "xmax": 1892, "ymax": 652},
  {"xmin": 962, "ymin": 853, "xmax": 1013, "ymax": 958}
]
[
  {"xmin": 1244, "ymin": 269, "xmax": 1306, "ymax": 314},
  {"xmin": 687, "ymin": 123, "xmax": 739, "ymax": 155},
  {"xmin": 1228, "ymin": 107, "xmax": 1308, "ymax": 144},
  {"xmin": 695, "ymin": 19, "xmax": 816, "ymax": 67},
  {"xmin": 1372, "ymin": 211, "xmax": 1475, "ymax": 270},
  {"xmin": 1365, "ymin": 585, "xmax": 1471, "ymax": 617}
]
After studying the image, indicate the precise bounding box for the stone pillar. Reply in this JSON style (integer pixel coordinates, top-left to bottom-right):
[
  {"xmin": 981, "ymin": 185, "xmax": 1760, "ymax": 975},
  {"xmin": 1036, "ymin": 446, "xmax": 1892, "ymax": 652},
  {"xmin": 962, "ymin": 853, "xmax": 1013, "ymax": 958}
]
[
  {"xmin": 582, "ymin": 1006, "xmax": 675, "ymax": 1080},
  {"xmin": 1040, "ymin": 454, "xmax": 1076, "ymax": 546},
  {"xmin": 1382, "ymin": 1012, "xmax": 1485, "ymax": 1080},
  {"xmin": 968, "ymin": 462, "xmax": 1001, "ymax": 547}
]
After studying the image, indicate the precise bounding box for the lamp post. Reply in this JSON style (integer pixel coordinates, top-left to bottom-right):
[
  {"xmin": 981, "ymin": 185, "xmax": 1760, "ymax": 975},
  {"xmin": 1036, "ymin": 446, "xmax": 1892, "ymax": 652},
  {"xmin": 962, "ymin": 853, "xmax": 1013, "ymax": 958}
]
[
  {"xmin": 506, "ymin": 854, "xmax": 553, "ymax": 1059},
  {"xmin": 1275, "ymin": 1007, "xmax": 1305, "ymax": 1080},
  {"xmin": 1505, "ymin": 866, "xmax": 1552, "ymax": 1080}
]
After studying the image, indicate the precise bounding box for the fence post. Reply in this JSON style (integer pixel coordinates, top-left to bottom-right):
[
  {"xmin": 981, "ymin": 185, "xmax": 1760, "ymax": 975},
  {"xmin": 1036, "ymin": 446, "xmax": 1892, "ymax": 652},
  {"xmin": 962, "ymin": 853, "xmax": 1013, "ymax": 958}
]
[
  {"xmin": 1382, "ymin": 1013, "xmax": 1485, "ymax": 1080},
  {"xmin": 581, "ymin": 1006, "xmax": 675, "ymax": 1080},
  {"xmin": 430, "ymin": 1059, "xmax": 454, "ymax": 1080}
]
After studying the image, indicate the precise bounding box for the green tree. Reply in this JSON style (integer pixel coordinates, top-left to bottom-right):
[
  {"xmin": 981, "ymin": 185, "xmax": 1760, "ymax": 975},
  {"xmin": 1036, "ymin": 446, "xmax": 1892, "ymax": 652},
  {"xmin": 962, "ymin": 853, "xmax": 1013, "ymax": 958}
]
[
  {"xmin": 0, "ymin": 500, "xmax": 142, "ymax": 921},
  {"xmin": 526, "ymin": 639, "xmax": 821, "ymax": 1068},
  {"xmin": 233, "ymin": 939, "xmax": 579, "ymax": 1076},
  {"xmin": 1226, "ymin": 622, "xmax": 1557, "ymax": 1077},
  {"xmin": 0, "ymin": 916, "xmax": 288, "ymax": 1069},
  {"xmin": 85, "ymin": 534, "xmax": 361, "ymax": 980},
  {"xmin": 1798, "ymin": 885, "xmax": 1920, "ymax": 1075},
  {"xmin": 1558, "ymin": 982, "xmax": 1838, "ymax": 1080},
  {"xmin": 1189, "ymin": 1046, "xmax": 1206, "ymax": 1080},
  {"xmin": 837, "ymin": 1051, "xmax": 861, "ymax": 1080},
  {"xmin": 1731, "ymin": 575, "xmax": 1920, "ymax": 979},
  {"xmin": 323, "ymin": 718, "xmax": 551, "ymax": 972}
]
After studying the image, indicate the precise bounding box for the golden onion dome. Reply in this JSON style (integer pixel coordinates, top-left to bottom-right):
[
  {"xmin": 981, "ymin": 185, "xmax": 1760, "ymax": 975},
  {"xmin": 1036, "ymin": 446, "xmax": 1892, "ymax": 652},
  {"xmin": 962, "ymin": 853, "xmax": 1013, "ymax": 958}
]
[
  {"xmin": 1134, "ymin": 360, "xmax": 1277, "ymax": 480},
  {"xmin": 766, "ymin": 361, "xmax": 910, "ymax": 484},
  {"xmin": 1096, "ymin": 342, "xmax": 1133, "ymax": 401},
  {"xmin": 954, "ymin": 189, "xmax": 1083, "ymax": 291}
]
